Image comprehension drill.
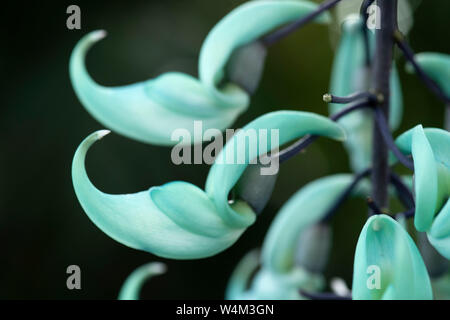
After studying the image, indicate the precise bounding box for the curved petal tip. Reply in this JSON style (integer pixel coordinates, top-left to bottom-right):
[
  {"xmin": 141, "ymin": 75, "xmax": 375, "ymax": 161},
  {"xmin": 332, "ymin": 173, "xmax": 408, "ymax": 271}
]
[
  {"xmin": 89, "ymin": 29, "xmax": 108, "ymax": 42},
  {"xmin": 96, "ymin": 129, "xmax": 111, "ymax": 140}
]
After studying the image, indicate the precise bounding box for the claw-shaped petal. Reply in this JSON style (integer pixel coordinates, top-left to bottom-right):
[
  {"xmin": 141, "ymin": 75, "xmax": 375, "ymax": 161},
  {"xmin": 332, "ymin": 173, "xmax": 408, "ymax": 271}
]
[
  {"xmin": 396, "ymin": 127, "xmax": 450, "ymax": 238},
  {"xmin": 352, "ymin": 214, "xmax": 432, "ymax": 300},
  {"xmin": 70, "ymin": 1, "xmax": 330, "ymax": 146},
  {"xmin": 118, "ymin": 262, "xmax": 166, "ymax": 300},
  {"xmin": 72, "ymin": 131, "xmax": 246, "ymax": 259},
  {"xmin": 72, "ymin": 111, "xmax": 346, "ymax": 259},
  {"xmin": 329, "ymin": 16, "xmax": 403, "ymax": 172},
  {"xmin": 69, "ymin": 31, "xmax": 245, "ymax": 146}
]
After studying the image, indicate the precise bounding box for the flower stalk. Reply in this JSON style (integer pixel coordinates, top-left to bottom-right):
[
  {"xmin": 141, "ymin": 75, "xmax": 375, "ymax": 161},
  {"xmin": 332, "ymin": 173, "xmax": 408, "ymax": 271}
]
[{"xmin": 371, "ymin": 0, "xmax": 398, "ymax": 209}]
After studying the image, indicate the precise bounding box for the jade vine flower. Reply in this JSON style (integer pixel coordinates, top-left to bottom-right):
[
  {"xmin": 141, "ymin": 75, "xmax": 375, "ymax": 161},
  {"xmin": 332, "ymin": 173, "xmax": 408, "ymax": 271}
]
[
  {"xmin": 118, "ymin": 262, "xmax": 166, "ymax": 300},
  {"xmin": 396, "ymin": 126, "xmax": 450, "ymax": 258},
  {"xmin": 329, "ymin": 15, "xmax": 403, "ymax": 172},
  {"xmin": 227, "ymin": 174, "xmax": 369, "ymax": 300},
  {"xmin": 72, "ymin": 111, "xmax": 345, "ymax": 259},
  {"xmin": 69, "ymin": 0, "xmax": 330, "ymax": 146},
  {"xmin": 352, "ymin": 214, "xmax": 433, "ymax": 300}
]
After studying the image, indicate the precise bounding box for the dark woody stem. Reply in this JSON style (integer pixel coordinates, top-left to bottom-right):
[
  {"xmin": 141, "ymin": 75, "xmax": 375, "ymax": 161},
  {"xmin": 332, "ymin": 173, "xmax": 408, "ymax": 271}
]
[
  {"xmin": 390, "ymin": 172, "xmax": 415, "ymax": 209},
  {"xmin": 373, "ymin": 107, "xmax": 414, "ymax": 170},
  {"xmin": 321, "ymin": 169, "xmax": 416, "ymax": 224},
  {"xmin": 367, "ymin": 196, "xmax": 384, "ymax": 216},
  {"xmin": 391, "ymin": 173, "xmax": 416, "ymax": 220},
  {"xmin": 322, "ymin": 168, "xmax": 372, "ymax": 223},
  {"xmin": 323, "ymin": 91, "xmax": 377, "ymax": 104},
  {"xmin": 396, "ymin": 208, "xmax": 415, "ymax": 220},
  {"xmin": 262, "ymin": 0, "xmax": 342, "ymax": 46},
  {"xmin": 394, "ymin": 32, "xmax": 450, "ymax": 104},
  {"xmin": 370, "ymin": 0, "xmax": 398, "ymax": 210},
  {"xmin": 360, "ymin": 0, "xmax": 375, "ymax": 66}
]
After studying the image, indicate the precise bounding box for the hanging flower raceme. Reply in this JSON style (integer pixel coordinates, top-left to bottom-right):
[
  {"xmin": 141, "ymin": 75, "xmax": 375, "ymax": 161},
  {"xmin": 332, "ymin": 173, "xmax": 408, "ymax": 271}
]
[
  {"xmin": 328, "ymin": 15, "xmax": 403, "ymax": 172},
  {"xmin": 352, "ymin": 214, "xmax": 433, "ymax": 300},
  {"xmin": 395, "ymin": 126, "xmax": 450, "ymax": 258},
  {"xmin": 226, "ymin": 174, "xmax": 369, "ymax": 300},
  {"xmin": 118, "ymin": 262, "xmax": 166, "ymax": 300},
  {"xmin": 72, "ymin": 111, "xmax": 346, "ymax": 259},
  {"xmin": 69, "ymin": 0, "xmax": 330, "ymax": 146}
]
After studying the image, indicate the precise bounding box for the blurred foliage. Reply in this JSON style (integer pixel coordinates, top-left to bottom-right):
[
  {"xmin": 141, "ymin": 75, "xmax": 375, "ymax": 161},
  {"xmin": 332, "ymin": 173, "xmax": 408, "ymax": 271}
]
[{"xmin": 0, "ymin": 0, "xmax": 448, "ymax": 299}]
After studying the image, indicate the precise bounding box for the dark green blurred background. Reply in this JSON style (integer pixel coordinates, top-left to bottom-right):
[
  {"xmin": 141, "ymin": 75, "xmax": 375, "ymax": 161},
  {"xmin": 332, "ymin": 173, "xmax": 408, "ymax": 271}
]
[{"xmin": 0, "ymin": 0, "xmax": 448, "ymax": 299}]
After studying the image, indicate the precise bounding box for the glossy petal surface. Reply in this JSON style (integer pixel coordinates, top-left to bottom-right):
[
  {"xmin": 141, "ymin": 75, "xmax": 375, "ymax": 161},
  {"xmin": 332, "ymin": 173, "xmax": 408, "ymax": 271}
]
[
  {"xmin": 353, "ymin": 215, "xmax": 432, "ymax": 300},
  {"xmin": 396, "ymin": 127, "xmax": 450, "ymax": 235}
]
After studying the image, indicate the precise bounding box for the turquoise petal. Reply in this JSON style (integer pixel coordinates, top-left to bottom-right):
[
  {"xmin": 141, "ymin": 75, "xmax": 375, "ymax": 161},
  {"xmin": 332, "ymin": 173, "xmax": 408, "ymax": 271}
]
[
  {"xmin": 262, "ymin": 174, "xmax": 366, "ymax": 273},
  {"xmin": 72, "ymin": 130, "xmax": 246, "ymax": 259},
  {"xmin": 70, "ymin": 1, "xmax": 330, "ymax": 146},
  {"xmin": 329, "ymin": 16, "xmax": 403, "ymax": 172},
  {"xmin": 118, "ymin": 262, "xmax": 166, "ymax": 300},
  {"xmin": 69, "ymin": 31, "xmax": 246, "ymax": 146},
  {"xmin": 352, "ymin": 214, "xmax": 432, "ymax": 300},
  {"xmin": 199, "ymin": 0, "xmax": 330, "ymax": 101},
  {"xmin": 205, "ymin": 111, "xmax": 346, "ymax": 228},
  {"xmin": 396, "ymin": 127, "xmax": 450, "ymax": 232},
  {"xmin": 405, "ymin": 52, "xmax": 450, "ymax": 95}
]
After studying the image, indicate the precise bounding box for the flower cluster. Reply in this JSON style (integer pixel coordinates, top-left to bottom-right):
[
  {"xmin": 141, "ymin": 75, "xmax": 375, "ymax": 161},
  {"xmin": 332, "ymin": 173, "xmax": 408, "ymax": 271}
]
[{"xmin": 70, "ymin": 0, "xmax": 450, "ymax": 300}]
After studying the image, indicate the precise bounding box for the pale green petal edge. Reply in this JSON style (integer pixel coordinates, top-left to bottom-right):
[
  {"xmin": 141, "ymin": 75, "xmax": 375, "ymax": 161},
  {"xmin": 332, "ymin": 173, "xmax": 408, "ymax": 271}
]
[
  {"xmin": 72, "ymin": 130, "xmax": 246, "ymax": 259},
  {"xmin": 69, "ymin": 31, "xmax": 246, "ymax": 146}
]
